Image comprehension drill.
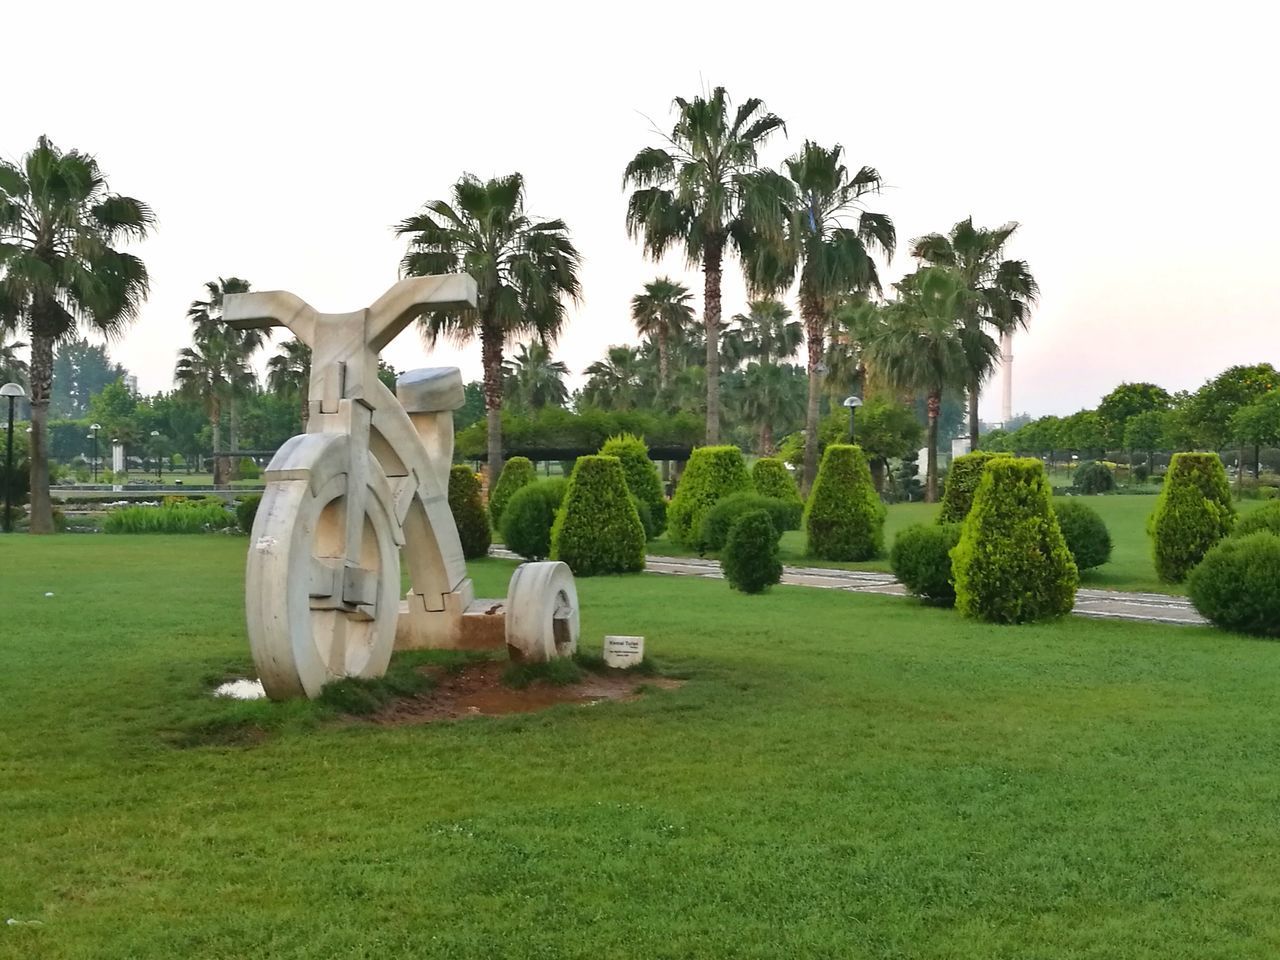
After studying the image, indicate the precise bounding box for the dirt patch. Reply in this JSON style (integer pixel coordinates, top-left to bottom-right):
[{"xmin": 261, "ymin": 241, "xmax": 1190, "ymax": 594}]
[{"xmin": 371, "ymin": 659, "xmax": 683, "ymax": 726}]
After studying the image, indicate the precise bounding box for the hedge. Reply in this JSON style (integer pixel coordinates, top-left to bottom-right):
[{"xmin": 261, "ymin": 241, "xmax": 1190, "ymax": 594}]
[
  {"xmin": 890, "ymin": 523, "xmax": 962, "ymax": 606},
  {"xmin": 551, "ymin": 455, "xmax": 646, "ymax": 576},
  {"xmin": 751, "ymin": 457, "xmax": 802, "ymax": 520},
  {"xmin": 1188, "ymin": 532, "xmax": 1280, "ymax": 637},
  {"xmin": 721, "ymin": 510, "xmax": 783, "ymax": 594},
  {"xmin": 937, "ymin": 451, "xmax": 1008, "ymax": 523},
  {"xmin": 804, "ymin": 444, "xmax": 885, "ymax": 561},
  {"xmin": 698, "ymin": 492, "xmax": 793, "ymax": 553},
  {"xmin": 951, "ymin": 457, "xmax": 1078, "ymax": 623},
  {"xmin": 1233, "ymin": 501, "xmax": 1280, "ymax": 538},
  {"xmin": 104, "ymin": 501, "xmax": 235, "ymax": 534},
  {"xmin": 1052, "ymin": 499, "xmax": 1113, "ymax": 570},
  {"xmin": 599, "ymin": 433, "xmax": 667, "ymax": 537},
  {"xmin": 667, "ymin": 445, "xmax": 752, "ymax": 548},
  {"xmin": 500, "ymin": 478, "xmax": 569, "ymax": 561},
  {"xmin": 236, "ymin": 494, "xmax": 262, "ymax": 534},
  {"xmin": 1149, "ymin": 452, "xmax": 1235, "ymax": 583},
  {"xmin": 488, "ymin": 456, "xmax": 536, "ymax": 528},
  {"xmin": 449, "ymin": 465, "xmax": 492, "ymax": 560}
]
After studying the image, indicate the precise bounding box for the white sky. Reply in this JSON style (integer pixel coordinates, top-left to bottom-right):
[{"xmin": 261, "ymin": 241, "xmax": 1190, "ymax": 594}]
[{"xmin": 6, "ymin": 0, "xmax": 1278, "ymax": 420}]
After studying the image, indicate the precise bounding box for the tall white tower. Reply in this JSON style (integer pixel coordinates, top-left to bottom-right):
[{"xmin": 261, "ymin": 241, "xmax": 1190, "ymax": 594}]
[{"xmin": 1000, "ymin": 330, "xmax": 1014, "ymax": 425}]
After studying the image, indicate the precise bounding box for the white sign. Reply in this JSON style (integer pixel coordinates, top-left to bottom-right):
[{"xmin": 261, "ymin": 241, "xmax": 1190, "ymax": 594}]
[{"xmin": 603, "ymin": 635, "xmax": 644, "ymax": 669}]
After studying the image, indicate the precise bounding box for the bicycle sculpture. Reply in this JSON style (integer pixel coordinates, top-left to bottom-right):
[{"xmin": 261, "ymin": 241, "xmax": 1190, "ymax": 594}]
[{"xmin": 224, "ymin": 275, "xmax": 579, "ymax": 700}]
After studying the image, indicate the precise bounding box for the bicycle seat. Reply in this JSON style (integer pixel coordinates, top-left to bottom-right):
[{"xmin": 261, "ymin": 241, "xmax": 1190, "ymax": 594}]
[{"xmin": 397, "ymin": 367, "xmax": 465, "ymax": 413}]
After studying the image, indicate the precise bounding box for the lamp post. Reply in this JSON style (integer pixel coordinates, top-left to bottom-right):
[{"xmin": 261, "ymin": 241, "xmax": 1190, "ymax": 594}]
[
  {"xmin": 150, "ymin": 430, "xmax": 163, "ymax": 481},
  {"xmin": 112, "ymin": 439, "xmax": 120, "ymax": 483},
  {"xmin": 842, "ymin": 395, "xmax": 864, "ymax": 443},
  {"xmin": 2, "ymin": 382, "xmax": 26, "ymax": 533},
  {"xmin": 89, "ymin": 423, "xmax": 101, "ymax": 482}
]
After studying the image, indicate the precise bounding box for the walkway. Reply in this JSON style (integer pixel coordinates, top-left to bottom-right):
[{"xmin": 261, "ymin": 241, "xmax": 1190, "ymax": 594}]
[{"xmin": 491, "ymin": 549, "xmax": 1206, "ymax": 627}]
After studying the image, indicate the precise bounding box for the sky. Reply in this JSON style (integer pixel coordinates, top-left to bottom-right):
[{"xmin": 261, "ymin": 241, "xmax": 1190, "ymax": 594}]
[{"xmin": 4, "ymin": 0, "xmax": 1277, "ymax": 422}]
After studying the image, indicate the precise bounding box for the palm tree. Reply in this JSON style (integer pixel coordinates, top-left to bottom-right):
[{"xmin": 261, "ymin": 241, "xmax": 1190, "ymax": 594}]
[
  {"xmin": 910, "ymin": 218, "xmax": 1038, "ymax": 447},
  {"xmin": 630, "ymin": 277, "xmax": 695, "ymax": 392},
  {"xmin": 724, "ymin": 298, "xmax": 802, "ymax": 367},
  {"xmin": 187, "ymin": 278, "xmax": 260, "ymax": 477},
  {"xmin": 739, "ymin": 361, "xmax": 806, "ymax": 454},
  {"xmin": 623, "ymin": 87, "xmax": 785, "ymax": 443},
  {"xmin": 853, "ymin": 267, "xmax": 988, "ymax": 502},
  {"xmin": 175, "ymin": 333, "xmax": 242, "ymax": 485},
  {"xmin": 743, "ymin": 141, "xmax": 895, "ymax": 494},
  {"xmin": 0, "ymin": 335, "xmax": 28, "ymax": 386},
  {"xmin": 505, "ymin": 340, "xmax": 569, "ymax": 411},
  {"xmin": 396, "ymin": 172, "xmax": 581, "ymax": 479},
  {"xmin": 581, "ymin": 346, "xmax": 644, "ymax": 411},
  {"xmin": 0, "ymin": 136, "xmax": 154, "ymax": 532},
  {"xmin": 267, "ymin": 337, "xmax": 312, "ymax": 430}
]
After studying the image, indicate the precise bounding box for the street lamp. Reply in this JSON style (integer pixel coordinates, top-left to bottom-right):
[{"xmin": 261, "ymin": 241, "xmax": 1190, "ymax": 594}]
[
  {"xmin": 2, "ymin": 382, "xmax": 26, "ymax": 533},
  {"xmin": 112, "ymin": 439, "xmax": 120, "ymax": 482},
  {"xmin": 842, "ymin": 395, "xmax": 864, "ymax": 443},
  {"xmin": 150, "ymin": 430, "xmax": 163, "ymax": 481},
  {"xmin": 88, "ymin": 423, "xmax": 101, "ymax": 482}
]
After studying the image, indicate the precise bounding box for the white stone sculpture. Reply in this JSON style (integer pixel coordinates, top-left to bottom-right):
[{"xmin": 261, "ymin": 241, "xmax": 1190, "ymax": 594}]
[{"xmin": 223, "ymin": 276, "xmax": 580, "ymax": 700}]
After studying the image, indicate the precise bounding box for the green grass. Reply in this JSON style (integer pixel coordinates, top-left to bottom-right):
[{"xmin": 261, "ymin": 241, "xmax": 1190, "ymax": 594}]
[{"xmin": 4, "ymin": 536, "xmax": 1280, "ymax": 957}]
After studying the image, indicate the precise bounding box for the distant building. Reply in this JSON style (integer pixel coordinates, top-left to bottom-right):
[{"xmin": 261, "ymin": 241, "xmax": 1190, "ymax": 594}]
[{"xmin": 124, "ymin": 374, "xmax": 138, "ymax": 395}]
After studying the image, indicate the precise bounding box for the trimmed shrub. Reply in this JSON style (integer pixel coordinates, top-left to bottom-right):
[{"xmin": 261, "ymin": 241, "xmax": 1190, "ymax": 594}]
[
  {"xmin": 551, "ymin": 455, "xmax": 646, "ymax": 576},
  {"xmin": 104, "ymin": 501, "xmax": 234, "ymax": 534},
  {"xmin": 449, "ymin": 465, "xmax": 492, "ymax": 560},
  {"xmin": 236, "ymin": 494, "xmax": 262, "ymax": 534},
  {"xmin": 500, "ymin": 478, "xmax": 569, "ymax": 560},
  {"xmin": 488, "ymin": 456, "xmax": 536, "ymax": 528},
  {"xmin": 600, "ymin": 433, "xmax": 667, "ymax": 537},
  {"xmin": 238, "ymin": 458, "xmax": 262, "ymax": 481},
  {"xmin": 938, "ymin": 451, "xmax": 1008, "ymax": 523},
  {"xmin": 1150, "ymin": 452, "xmax": 1236, "ymax": 583},
  {"xmin": 699, "ymin": 492, "xmax": 792, "ymax": 553},
  {"xmin": 630, "ymin": 495, "xmax": 656, "ymax": 540},
  {"xmin": 721, "ymin": 510, "xmax": 782, "ymax": 594},
  {"xmin": 951, "ymin": 458, "xmax": 1078, "ymax": 623},
  {"xmin": 1188, "ymin": 532, "xmax": 1280, "ymax": 637},
  {"xmin": 1073, "ymin": 460, "xmax": 1116, "ymax": 495},
  {"xmin": 667, "ymin": 445, "xmax": 752, "ymax": 548},
  {"xmin": 1233, "ymin": 501, "xmax": 1280, "ymax": 538},
  {"xmin": 804, "ymin": 444, "xmax": 885, "ymax": 561},
  {"xmin": 1053, "ymin": 499, "xmax": 1113, "ymax": 570},
  {"xmin": 752, "ymin": 457, "xmax": 802, "ymax": 523},
  {"xmin": 890, "ymin": 523, "xmax": 962, "ymax": 606}
]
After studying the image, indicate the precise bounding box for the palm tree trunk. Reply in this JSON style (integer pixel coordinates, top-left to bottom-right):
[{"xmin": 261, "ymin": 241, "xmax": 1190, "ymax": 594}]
[
  {"xmin": 300, "ymin": 380, "xmax": 310, "ymax": 431},
  {"xmin": 482, "ymin": 326, "xmax": 504, "ymax": 488},
  {"xmin": 658, "ymin": 327, "xmax": 669, "ymax": 393},
  {"xmin": 211, "ymin": 398, "xmax": 224, "ymax": 486},
  {"xmin": 703, "ymin": 236, "xmax": 724, "ymax": 444},
  {"xmin": 968, "ymin": 375, "xmax": 981, "ymax": 451},
  {"xmin": 26, "ymin": 333, "xmax": 55, "ymax": 534},
  {"xmin": 926, "ymin": 390, "xmax": 941, "ymax": 503},
  {"xmin": 229, "ymin": 396, "xmax": 241, "ymax": 481},
  {"xmin": 800, "ymin": 285, "xmax": 823, "ymax": 497},
  {"xmin": 760, "ymin": 421, "xmax": 774, "ymax": 457}
]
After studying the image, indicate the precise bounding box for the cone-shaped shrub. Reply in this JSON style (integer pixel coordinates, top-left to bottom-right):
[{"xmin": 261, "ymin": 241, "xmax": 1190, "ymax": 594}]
[
  {"xmin": 938, "ymin": 451, "xmax": 1009, "ymax": 523},
  {"xmin": 891, "ymin": 523, "xmax": 962, "ymax": 606},
  {"xmin": 551, "ymin": 455, "xmax": 646, "ymax": 576},
  {"xmin": 600, "ymin": 433, "xmax": 666, "ymax": 537},
  {"xmin": 1188, "ymin": 532, "xmax": 1280, "ymax": 637},
  {"xmin": 804, "ymin": 444, "xmax": 885, "ymax": 561},
  {"xmin": 667, "ymin": 445, "xmax": 751, "ymax": 548},
  {"xmin": 752, "ymin": 457, "xmax": 802, "ymax": 524},
  {"xmin": 951, "ymin": 457, "xmax": 1078, "ymax": 623},
  {"xmin": 449, "ymin": 465, "xmax": 492, "ymax": 560},
  {"xmin": 488, "ymin": 456, "xmax": 536, "ymax": 528},
  {"xmin": 501, "ymin": 478, "xmax": 569, "ymax": 560},
  {"xmin": 1150, "ymin": 452, "xmax": 1236, "ymax": 583},
  {"xmin": 721, "ymin": 510, "xmax": 782, "ymax": 594},
  {"xmin": 1053, "ymin": 499, "xmax": 1112, "ymax": 570}
]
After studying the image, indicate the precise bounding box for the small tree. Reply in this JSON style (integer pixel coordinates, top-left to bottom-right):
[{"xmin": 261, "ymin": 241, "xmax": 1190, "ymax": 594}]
[
  {"xmin": 551, "ymin": 455, "xmax": 646, "ymax": 576},
  {"xmin": 804, "ymin": 444, "xmax": 885, "ymax": 561},
  {"xmin": 667, "ymin": 445, "xmax": 752, "ymax": 548},
  {"xmin": 501, "ymin": 478, "xmax": 568, "ymax": 560},
  {"xmin": 951, "ymin": 457, "xmax": 1078, "ymax": 623},
  {"xmin": 1149, "ymin": 452, "xmax": 1235, "ymax": 583},
  {"xmin": 489, "ymin": 456, "xmax": 536, "ymax": 528},
  {"xmin": 448, "ymin": 465, "xmax": 492, "ymax": 560},
  {"xmin": 752, "ymin": 457, "xmax": 803, "ymax": 509},
  {"xmin": 721, "ymin": 510, "xmax": 783, "ymax": 594},
  {"xmin": 937, "ymin": 451, "xmax": 1008, "ymax": 523},
  {"xmin": 599, "ymin": 433, "xmax": 667, "ymax": 536}
]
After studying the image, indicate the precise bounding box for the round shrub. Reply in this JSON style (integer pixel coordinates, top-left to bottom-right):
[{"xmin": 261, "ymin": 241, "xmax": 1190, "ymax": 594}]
[
  {"xmin": 1149, "ymin": 452, "xmax": 1236, "ymax": 583},
  {"xmin": 667, "ymin": 445, "xmax": 752, "ymax": 548},
  {"xmin": 890, "ymin": 523, "xmax": 962, "ymax": 606},
  {"xmin": 721, "ymin": 510, "xmax": 782, "ymax": 594},
  {"xmin": 600, "ymin": 433, "xmax": 667, "ymax": 537},
  {"xmin": 449, "ymin": 465, "xmax": 492, "ymax": 560},
  {"xmin": 804, "ymin": 444, "xmax": 885, "ymax": 561},
  {"xmin": 938, "ymin": 451, "xmax": 1008, "ymax": 523},
  {"xmin": 1073, "ymin": 460, "xmax": 1116, "ymax": 495},
  {"xmin": 488, "ymin": 456, "xmax": 536, "ymax": 528},
  {"xmin": 236, "ymin": 494, "xmax": 262, "ymax": 534},
  {"xmin": 1233, "ymin": 501, "xmax": 1280, "ymax": 538},
  {"xmin": 698, "ymin": 492, "xmax": 792, "ymax": 553},
  {"xmin": 951, "ymin": 457, "xmax": 1078, "ymax": 623},
  {"xmin": 1052, "ymin": 499, "xmax": 1113, "ymax": 570},
  {"xmin": 1188, "ymin": 532, "xmax": 1280, "ymax": 637},
  {"xmin": 752, "ymin": 457, "xmax": 802, "ymax": 523},
  {"xmin": 551, "ymin": 455, "xmax": 646, "ymax": 576},
  {"xmin": 500, "ymin": 478, "xmax": 568, "ymax": 560}
]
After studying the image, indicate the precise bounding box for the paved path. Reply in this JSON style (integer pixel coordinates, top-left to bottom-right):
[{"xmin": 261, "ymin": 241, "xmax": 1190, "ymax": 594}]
[{"xmin": 492, "ymin": 549, "xmax": 1206, "ymax": 627}]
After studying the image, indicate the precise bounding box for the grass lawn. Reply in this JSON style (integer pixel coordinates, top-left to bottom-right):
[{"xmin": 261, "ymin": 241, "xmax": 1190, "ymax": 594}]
[
  {"xmin": 4, "ymin": 535, "xmax": 1280, "ymax": 957},
  {"xmin": 654, "ymin": 496, "xmax": 1270, "ymax": 595}
]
